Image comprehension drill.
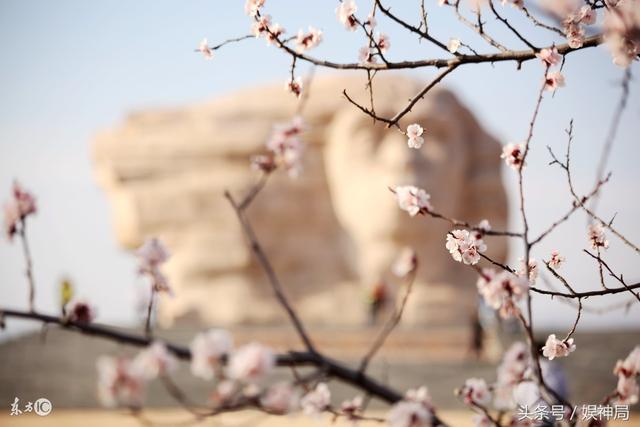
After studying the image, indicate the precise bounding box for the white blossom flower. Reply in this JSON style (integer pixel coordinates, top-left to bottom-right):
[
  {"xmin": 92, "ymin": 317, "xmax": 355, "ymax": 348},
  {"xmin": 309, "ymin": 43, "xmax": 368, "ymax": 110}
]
[
  {"xmin": 133, "ymin": 341, "xmax": 178, "ymax": 380},
  {"xmin": 544, "ymin": 71, "xmax": 566, "ymax": 91},
  {"xmin": 377, "ymin": 33, "xmax": 390, "ymax": 53},
  {"xmin": 358, "ymin": 46, "xmax": 377, "ymax": 64},
  {"xmin": 265, "ymin": 23, "xmax": 285, "ymax": 45},
  {"xmin": 336, "ymin": 0, "xmax": 358, "ymax": 31},
  {"xmin": 365, "ymin": 14, "xmax": 377, "ymax": 27},
  {"xmin": 387, "ymin": 401, "xmax": 432, "ymax": 427},
  {"xmin": 494, "ymin": 342, "xmax": 531, "ymax": 410},
  {"xmin": 477, "ymin": 271, "xmax": 528, "ymax": 318},
  {"xmin": 96, "ymin": 356, "xmax": 145, "ymax": 408},
  {"xmin": 301, "ymin": 382, "xmax": 331, "ymax": 417},
  {"xmin": 392, "ymin": 247, "xmax": 418, "ymax": 278},
  {"xmin": 446, "ymin": 229, "xmax": 487, "ymax": 265},
  {"xmin": 64, "ymin": 298, "xmax": 97, "ymax": 323},
  {"xmin": 501, "ymin": 143, "xmax": 526, "ymax": 170},
  {"xmin": 265, "ymin": 117, "xmax": 306, "ymax": 177},
  {"xmin": 296, "ymin": 26, "xmax": 323, "ymax": 52},
  {"xmin": 136, "ymin": 237, "xmax": 169, "ymax": 273},
  {"xmin": 394, "ymin": 185, "xmax": 432, "ymax": 216},
  {"xmin": 604, "ymin": 1, "xmax": 640, "ymax": 68},
  {"xmin": 261, "ymin": 382, "xmax": 300, "ymax": 414},
  {"xmin": 406, "ymin": 123, "xmax": 425, "ymax": 149},
  {"xmin": 613, "ymin": 346, "xmax": 640, "ymax": 404},
  {"xmin": 244, "ymin": 0, "xmax": 265, "ymax": 17},
  {"xmin": 227, "ymin": 342, "xmax": 275, "ymax": 382},
  {"xmin": 587, "ymin": 223, "xmax": 609, "ymax": 250},
  {"xmin": 190, "ymin": 329, "xmax": 233, "ymax": 380},
  {"xmin": 548, "ymin": 250, "xmax": 565, "ymax": 269},
  {"xmin": 197, "ymin": 38, "xmax": 213, "ymax": 60},
  {"xmin": 285, "ymin": 76, "xmax": 303, "ymax": 98},
  {"xmin": 405, "ymin": 386, "xmax": 433, "ymax": 409},
  {"xmin": 341, "ymin": 395, "xmax": 363, "ymax": 421},
  {"xmin": 461, "ymin": 378, "xmax": 491, "ymax": 406},
  {"xmin": 616, "ymin": 375, "xmax": 639, "ymax": 405},
  {"xmin": 448, "ymin": 38, "xmax": 461, "ymax": 53},
  {"xmin": 3, "ymin": 181, "xmax": 37, "ymax": 241},
  {"xmin": 535, "ymin": 47, "xmax": 562, "ymax": 66},
  {"xmin": 541, "ymin": 334, "xmax": 576, "ymax": 360},
  {"xmin": 252, "ymin": 14, "xmax": 271, "ymax": 38},
  {"xmin": 517, "ymin": 257, "xmax": 538, "ymax": 284}
]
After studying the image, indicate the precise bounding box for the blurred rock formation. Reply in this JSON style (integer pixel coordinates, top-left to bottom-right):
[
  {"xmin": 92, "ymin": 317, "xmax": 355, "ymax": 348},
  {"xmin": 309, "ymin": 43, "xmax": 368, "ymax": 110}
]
[{"xmin": 93, "ymin": 75, "xmax": 508, "ymax": 328}]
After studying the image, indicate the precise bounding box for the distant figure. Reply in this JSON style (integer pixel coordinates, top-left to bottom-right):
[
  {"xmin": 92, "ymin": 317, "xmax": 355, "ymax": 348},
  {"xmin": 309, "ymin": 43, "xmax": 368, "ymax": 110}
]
[
  {"xmin": 59, "ymin": 278, "xmax": 73, "ymax": 316},
  {"xmin": 467, "ymin": 311, "xmax": 484, "ymax": 360},
  {"xmin": 368, "ymin": 280, "xmax": 390, "ymax": 325}
]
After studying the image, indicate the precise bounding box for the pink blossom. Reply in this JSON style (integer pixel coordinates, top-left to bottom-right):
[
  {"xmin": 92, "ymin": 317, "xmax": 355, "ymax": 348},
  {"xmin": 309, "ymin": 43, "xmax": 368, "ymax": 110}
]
[
  {"xmin": 461, "ymin": 378, "xmax": 491, "ymax": 406},
  {"xmin": 286, "ymin": 77, "xmax": 303, "ymax": 98},
  {"xmin": 12, "ymin": 182, "xmax": 36, "ymax": 218},
  {"xmin": 336, "ymin": 0, "xmax": 358, "ymax": 31},
  {"xmin": 265, "ymin": 23, "xmax": 285, "ymax": 46},
  {"xmin": 406, "ymin": 123, "xmax": 425, "ymax": 149},
  {"xmin": 614, "ymin": 346, "xmax": 640, "ymax": 377},
  {"xmin": 477, "ymin": 271, "xmax": 528, "ymax": 318},
  {"xmin": 377, "ymin": 33, "xmax": 391, "ymax": 53},
  {"xmin": 541, "ymin": 334, "xmax": 576, "ymax": 360},
  {"xmin": 296, "ymin": 26, "xmax": 323, "ymax": 52},
  {"xmin": 392, "ymin": 247, "xmax": 418, "ymax": 278},
  {"xmin": 244, "ymin": 0, "xmax": 265, "ymax": 17},
  {"xmin": 227, "ymin": 342, "xmax": 275, "ymax": 382},
  {"xmin": 261, "ymin": 382, "xmax": 300, "ymax": 414},
  {"xmin": 4, "ymin": 181, "xmax": 37, "ymax": 241},
  {"xmin": 588, "ymin": 223, "xmax": 609, "ymax": 250},
  {"xmin": 252, "ymin": 14, "xmax": 271, "ymax": 38},
  {"xmin": 578, "ymin": 5, "xmax": 596, "ymax": 25},
  {"xmin": 301, "ymin": 382, "xmax": 331, "ymax": 417},
  {"xmin": 136, "ymin": 237, "xmax": 169, "ymax": 272},
  {"xmin": 548, "ymin": 250, "xmax": 565, "ymax": 269},
  {"xmin": 340, "ymin": 395, "xmax": 363, "ymax": 421},
  {"xmin": 517, "ymin": 257, "xmax": 538, "ymax": 284},
  {"xmin": 405, "ymin": 386, "xmax": 433, "ymax": 410},
  {"xmin": 446, "ymin": 229, "xmax": 487, "ymax": 265},
  {"xmin": 438, "ymin": 0, "xmax": 448, "ymax": 5},
  {"xmin": 265, "ymin": 117, "xmax": 306, "ymax": 177},
  {"xmin": 448, "ymin": 38, "xmax": 461, "ymax": 53},
  {"xmin": 365, "ymin": 14, "xmax": 377, "ymax": 28},
  {"xmin": 65, "ymin": 298, "xmax": 97, "ymax": 323},
  {"xmin": 133, "ymin": 341, "xmax": 177, "ymax": 380},
  {"xmin": 198, "ymin": 38, "xmax": 213, "ymax": 60},
  {"xmin": 501, "ymin": 143, "xmax": 526, "ymax": 170},
  {"xmin": 96, "ymin": 356, "xmax": 145, "ymax": 408},
  {"xmin": 565, "ymin": 22, "xmax": 586, "ymax": 48},
  {"xmin": 544, "ymin": 71, "xmax": 565, "ymax": 91},
  {"xmin": 535, "ymin": 47, "xmax": 562, "ymax": 66},
  {"xmin": 394, "ymin": 185, "xmax": 432, "ymax": 216},
  {"xmin": 387, "ymin": 401, "xmax": 433, "ymax": 427},
  {"xmin": 494, "ymin": 342, "xmax": 531, "ymax": 410},
  {"xmin": 603, "ymin": 0, "xmax": 640, "ymax": 68},
  {"xmin": 190, "ymin": 329, "xmax": 233, "ymax": 380},
  {"xmin": 358, "ymin": 46, "xmax": 377, "ymax": 64},
  {"xmin": 616, "ymin": 375, "xmax": 639, "ymax": 405}
]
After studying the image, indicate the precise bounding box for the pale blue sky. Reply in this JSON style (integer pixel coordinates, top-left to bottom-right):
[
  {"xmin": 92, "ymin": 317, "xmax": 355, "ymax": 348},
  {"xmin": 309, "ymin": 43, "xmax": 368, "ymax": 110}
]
[{"xmin": 0, "ymin": 1, "xmax": 638, "ymax": 337}]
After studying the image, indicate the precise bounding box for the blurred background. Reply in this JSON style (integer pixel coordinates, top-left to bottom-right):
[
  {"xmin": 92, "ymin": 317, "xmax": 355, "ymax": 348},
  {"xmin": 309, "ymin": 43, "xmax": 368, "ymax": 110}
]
[{"xmin": 0, "ymin": 0, "xmax": 638, "ymax": 422}]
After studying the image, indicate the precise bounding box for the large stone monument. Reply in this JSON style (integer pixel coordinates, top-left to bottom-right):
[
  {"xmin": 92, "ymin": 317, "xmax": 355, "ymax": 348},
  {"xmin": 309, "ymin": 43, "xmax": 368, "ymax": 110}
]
[{"xmin": 93, "ymin": 75, "xmax": 508, "ymax": 330}]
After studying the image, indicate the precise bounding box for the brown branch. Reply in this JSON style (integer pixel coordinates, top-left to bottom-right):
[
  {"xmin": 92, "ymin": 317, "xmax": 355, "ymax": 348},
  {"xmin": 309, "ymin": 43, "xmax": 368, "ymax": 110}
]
[
  {"xmin": 530, "ymin": 282, "xmax": 640, "ymax": 298},
  {"xmin": 488, "ymin": 0, "xmax": 538, "ymax": 50},
  {"xmin": 359, "ymin": 270, "xmax": 417, "ymax": 373},
  {"xmin": 0, "ymin": 308, "xmax": 406, "ymax": 404},
  {"xmin": 583, "ymin": 249, "xmax": 640, "ymax": 302},
  {"xmin": 17, "ymin": 219, "xmax": 36, "ymax": 312},
  {"xmin": 225, "ymin": 186, "xmax": 317, "ymax": 354},
  {"xmin": 543, "ymin": 262, "xmax": 582, "ymax": 341}
]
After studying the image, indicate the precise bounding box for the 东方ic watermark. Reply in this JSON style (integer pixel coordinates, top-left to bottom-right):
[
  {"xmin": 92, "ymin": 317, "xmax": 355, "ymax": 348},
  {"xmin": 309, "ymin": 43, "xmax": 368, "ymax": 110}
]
[{"xmin": 9, "ymin": 397, "xmax": 52, "ymax": 417}]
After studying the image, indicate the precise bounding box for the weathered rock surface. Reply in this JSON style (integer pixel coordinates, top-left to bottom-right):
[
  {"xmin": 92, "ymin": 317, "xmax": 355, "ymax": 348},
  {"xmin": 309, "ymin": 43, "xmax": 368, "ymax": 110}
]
[{"xmin": 93, "ymin": 75, "xmax": 508, "ymax": 327}]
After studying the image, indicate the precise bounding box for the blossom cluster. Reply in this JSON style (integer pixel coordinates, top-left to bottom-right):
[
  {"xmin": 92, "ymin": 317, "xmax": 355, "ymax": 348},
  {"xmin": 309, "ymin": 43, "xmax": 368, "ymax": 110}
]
[
  {"xmin": 136, "ymin": 237, "xmax": 172, "ymax": 294},
  {"xmin": 500, "ymin": 143, "xmax": 525, "ymax": 171},
  {"xmin": 613, "ymin": 346, "xmax": 640, "ymax": 405},
  {"xmin": 588, "ymin": 223, "xmax": 610, "ymax": 250},
  {"xmin": 477, "ymin": 269, "xmax": 528, "ymax": 318},
  {"xmin": 394, "ymin": 185, "xmax": 433, "ymax": 217},
  {"xmin": 387, "ymin": 386, "xmax": 435, "ymax": 427},
  {"xmin": 3, "ymin": 181, "xmax": 37, "ymax": 241},
  {"xmin": 252, "ymin": 116, "xmax": 306, "ymax": 178},
  {"xmin": 446, "ymin": 229, "xmax": 487, "ymax": 265},
  {"xmin": 603, "ymin": 0, "xmax": 640, "ymax": 68},
  {"xmin": 541, "ymin": 334, "xmax": 576, "ymax": 360}
]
